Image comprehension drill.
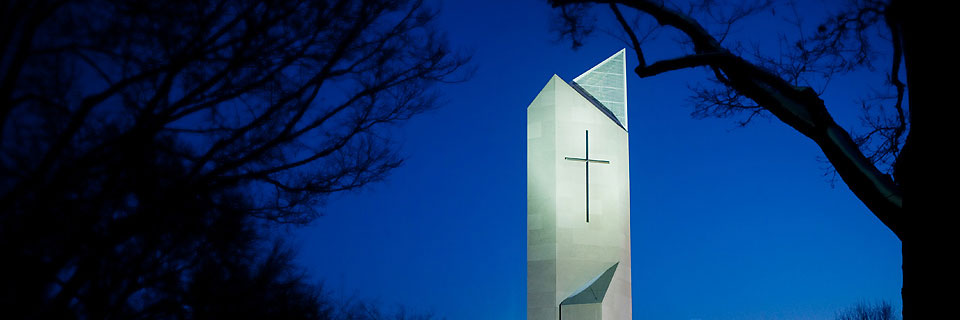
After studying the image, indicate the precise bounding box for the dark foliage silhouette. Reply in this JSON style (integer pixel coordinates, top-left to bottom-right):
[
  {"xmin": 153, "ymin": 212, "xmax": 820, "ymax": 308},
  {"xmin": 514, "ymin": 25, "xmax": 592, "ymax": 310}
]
[
  {"xmin": 836, "ymin": 301, "xmax": 898, "ymax": 320},
  {"xmin": 548, "ymin": 0, "xmax": 947, "ymax": 318},
  {"xmin": 0, "ymin": 0, "xmax": 466, "ymax": 318}
]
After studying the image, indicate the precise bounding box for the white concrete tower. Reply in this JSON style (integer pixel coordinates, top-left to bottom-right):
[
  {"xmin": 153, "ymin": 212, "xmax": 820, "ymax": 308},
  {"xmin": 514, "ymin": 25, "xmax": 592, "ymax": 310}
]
[{"xmin": 527, "ymin": 49, "xmax": 631, "ymax": 320}]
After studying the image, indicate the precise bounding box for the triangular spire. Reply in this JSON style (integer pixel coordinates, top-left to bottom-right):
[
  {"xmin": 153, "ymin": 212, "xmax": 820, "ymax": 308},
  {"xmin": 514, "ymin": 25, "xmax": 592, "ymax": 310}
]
[{"xmin": 573, "ymin": 49, "xmax": 627, "ymax": 129}]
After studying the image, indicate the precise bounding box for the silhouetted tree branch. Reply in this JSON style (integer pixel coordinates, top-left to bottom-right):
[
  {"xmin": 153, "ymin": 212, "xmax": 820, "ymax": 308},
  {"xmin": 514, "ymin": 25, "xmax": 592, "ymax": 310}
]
[
  {"xmin": 549, "ymin": 0, "xmax": 945, "ymax": 318},
  {"xmin": 0, "ymin": 0, "xmax": 468, "ymax": 318},
  {"xmin": 552, "ymin": 0, "xmax": 900, "ymax": 240}
]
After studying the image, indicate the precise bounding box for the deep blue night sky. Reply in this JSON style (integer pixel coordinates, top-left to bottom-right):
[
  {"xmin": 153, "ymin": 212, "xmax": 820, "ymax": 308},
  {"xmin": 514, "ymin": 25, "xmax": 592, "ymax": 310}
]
[{"xmin": 291, "ymin": 1, "xmax": 902, "ymax": 319}]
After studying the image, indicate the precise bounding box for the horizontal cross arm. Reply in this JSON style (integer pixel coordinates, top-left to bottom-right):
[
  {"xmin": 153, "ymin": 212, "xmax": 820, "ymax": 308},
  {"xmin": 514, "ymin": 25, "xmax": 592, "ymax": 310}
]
[{"xmin": 564, "ymin": 156, "xmax": 610, "ymax": 164}]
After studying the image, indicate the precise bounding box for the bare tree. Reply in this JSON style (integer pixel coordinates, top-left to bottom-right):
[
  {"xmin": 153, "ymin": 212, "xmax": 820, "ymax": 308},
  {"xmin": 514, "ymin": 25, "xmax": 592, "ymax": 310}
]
[
  {"xmin": 0, "ymin": 0, "xmax": 467, "ymax": 317},
  {"xmin": 548, "ymin": 0, "xmax": 947, "ymax": 318}
]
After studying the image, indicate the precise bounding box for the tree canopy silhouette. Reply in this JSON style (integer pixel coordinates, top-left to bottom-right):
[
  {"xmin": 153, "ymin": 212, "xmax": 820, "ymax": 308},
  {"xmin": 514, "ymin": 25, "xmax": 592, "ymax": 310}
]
[
  {"xmin": 0, "ymin": 0, "xmax": 467, "ymax": 318},
  {"xmin": 548, "ymin": 0, "xmax": 946, "ymax": 318},
  {"xmin": 836, "ymin": 301, "xmax": 898, "ymax": 320}
]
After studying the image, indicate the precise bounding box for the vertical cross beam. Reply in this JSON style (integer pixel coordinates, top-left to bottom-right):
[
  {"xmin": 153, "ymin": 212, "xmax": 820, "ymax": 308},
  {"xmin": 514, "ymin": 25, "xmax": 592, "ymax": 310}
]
[{"xmin": 564, "ymin": 130, "xmax": 610, "ymax": 222}]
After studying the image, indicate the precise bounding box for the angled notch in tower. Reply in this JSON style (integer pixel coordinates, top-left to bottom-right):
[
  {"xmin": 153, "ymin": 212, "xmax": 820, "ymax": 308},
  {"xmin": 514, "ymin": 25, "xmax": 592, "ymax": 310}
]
[
  {"xmin": 572, "ymin": 49, "xmax": 628, "ymax": 130},
  {"xmin": 560, "ymin": 262, "xmax": 619, "ymax": 306}
]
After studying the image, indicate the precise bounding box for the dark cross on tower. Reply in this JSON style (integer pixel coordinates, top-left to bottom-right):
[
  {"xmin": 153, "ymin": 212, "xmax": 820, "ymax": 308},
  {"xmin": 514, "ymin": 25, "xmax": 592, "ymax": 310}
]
[{"xmin": 564, "ymin": 130, "xmax": 610, "ymax": 223}]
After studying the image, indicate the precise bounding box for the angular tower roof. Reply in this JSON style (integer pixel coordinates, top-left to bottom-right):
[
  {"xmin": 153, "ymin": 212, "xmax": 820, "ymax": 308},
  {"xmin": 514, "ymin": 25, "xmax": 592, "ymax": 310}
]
[{"xmin": 572, "ymin": 49, "xmax": 628, "ymax": 130}]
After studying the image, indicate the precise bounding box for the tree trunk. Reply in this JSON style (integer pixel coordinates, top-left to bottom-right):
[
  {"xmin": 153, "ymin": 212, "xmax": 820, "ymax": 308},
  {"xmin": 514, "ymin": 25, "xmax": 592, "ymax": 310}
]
[
  {"xmin": 894, "ymin": 1, "xmax": 953, "ymax": 318},
  {"xmin": 900, "ymin": 235, "xmax": 951, "ymax": 319}
]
